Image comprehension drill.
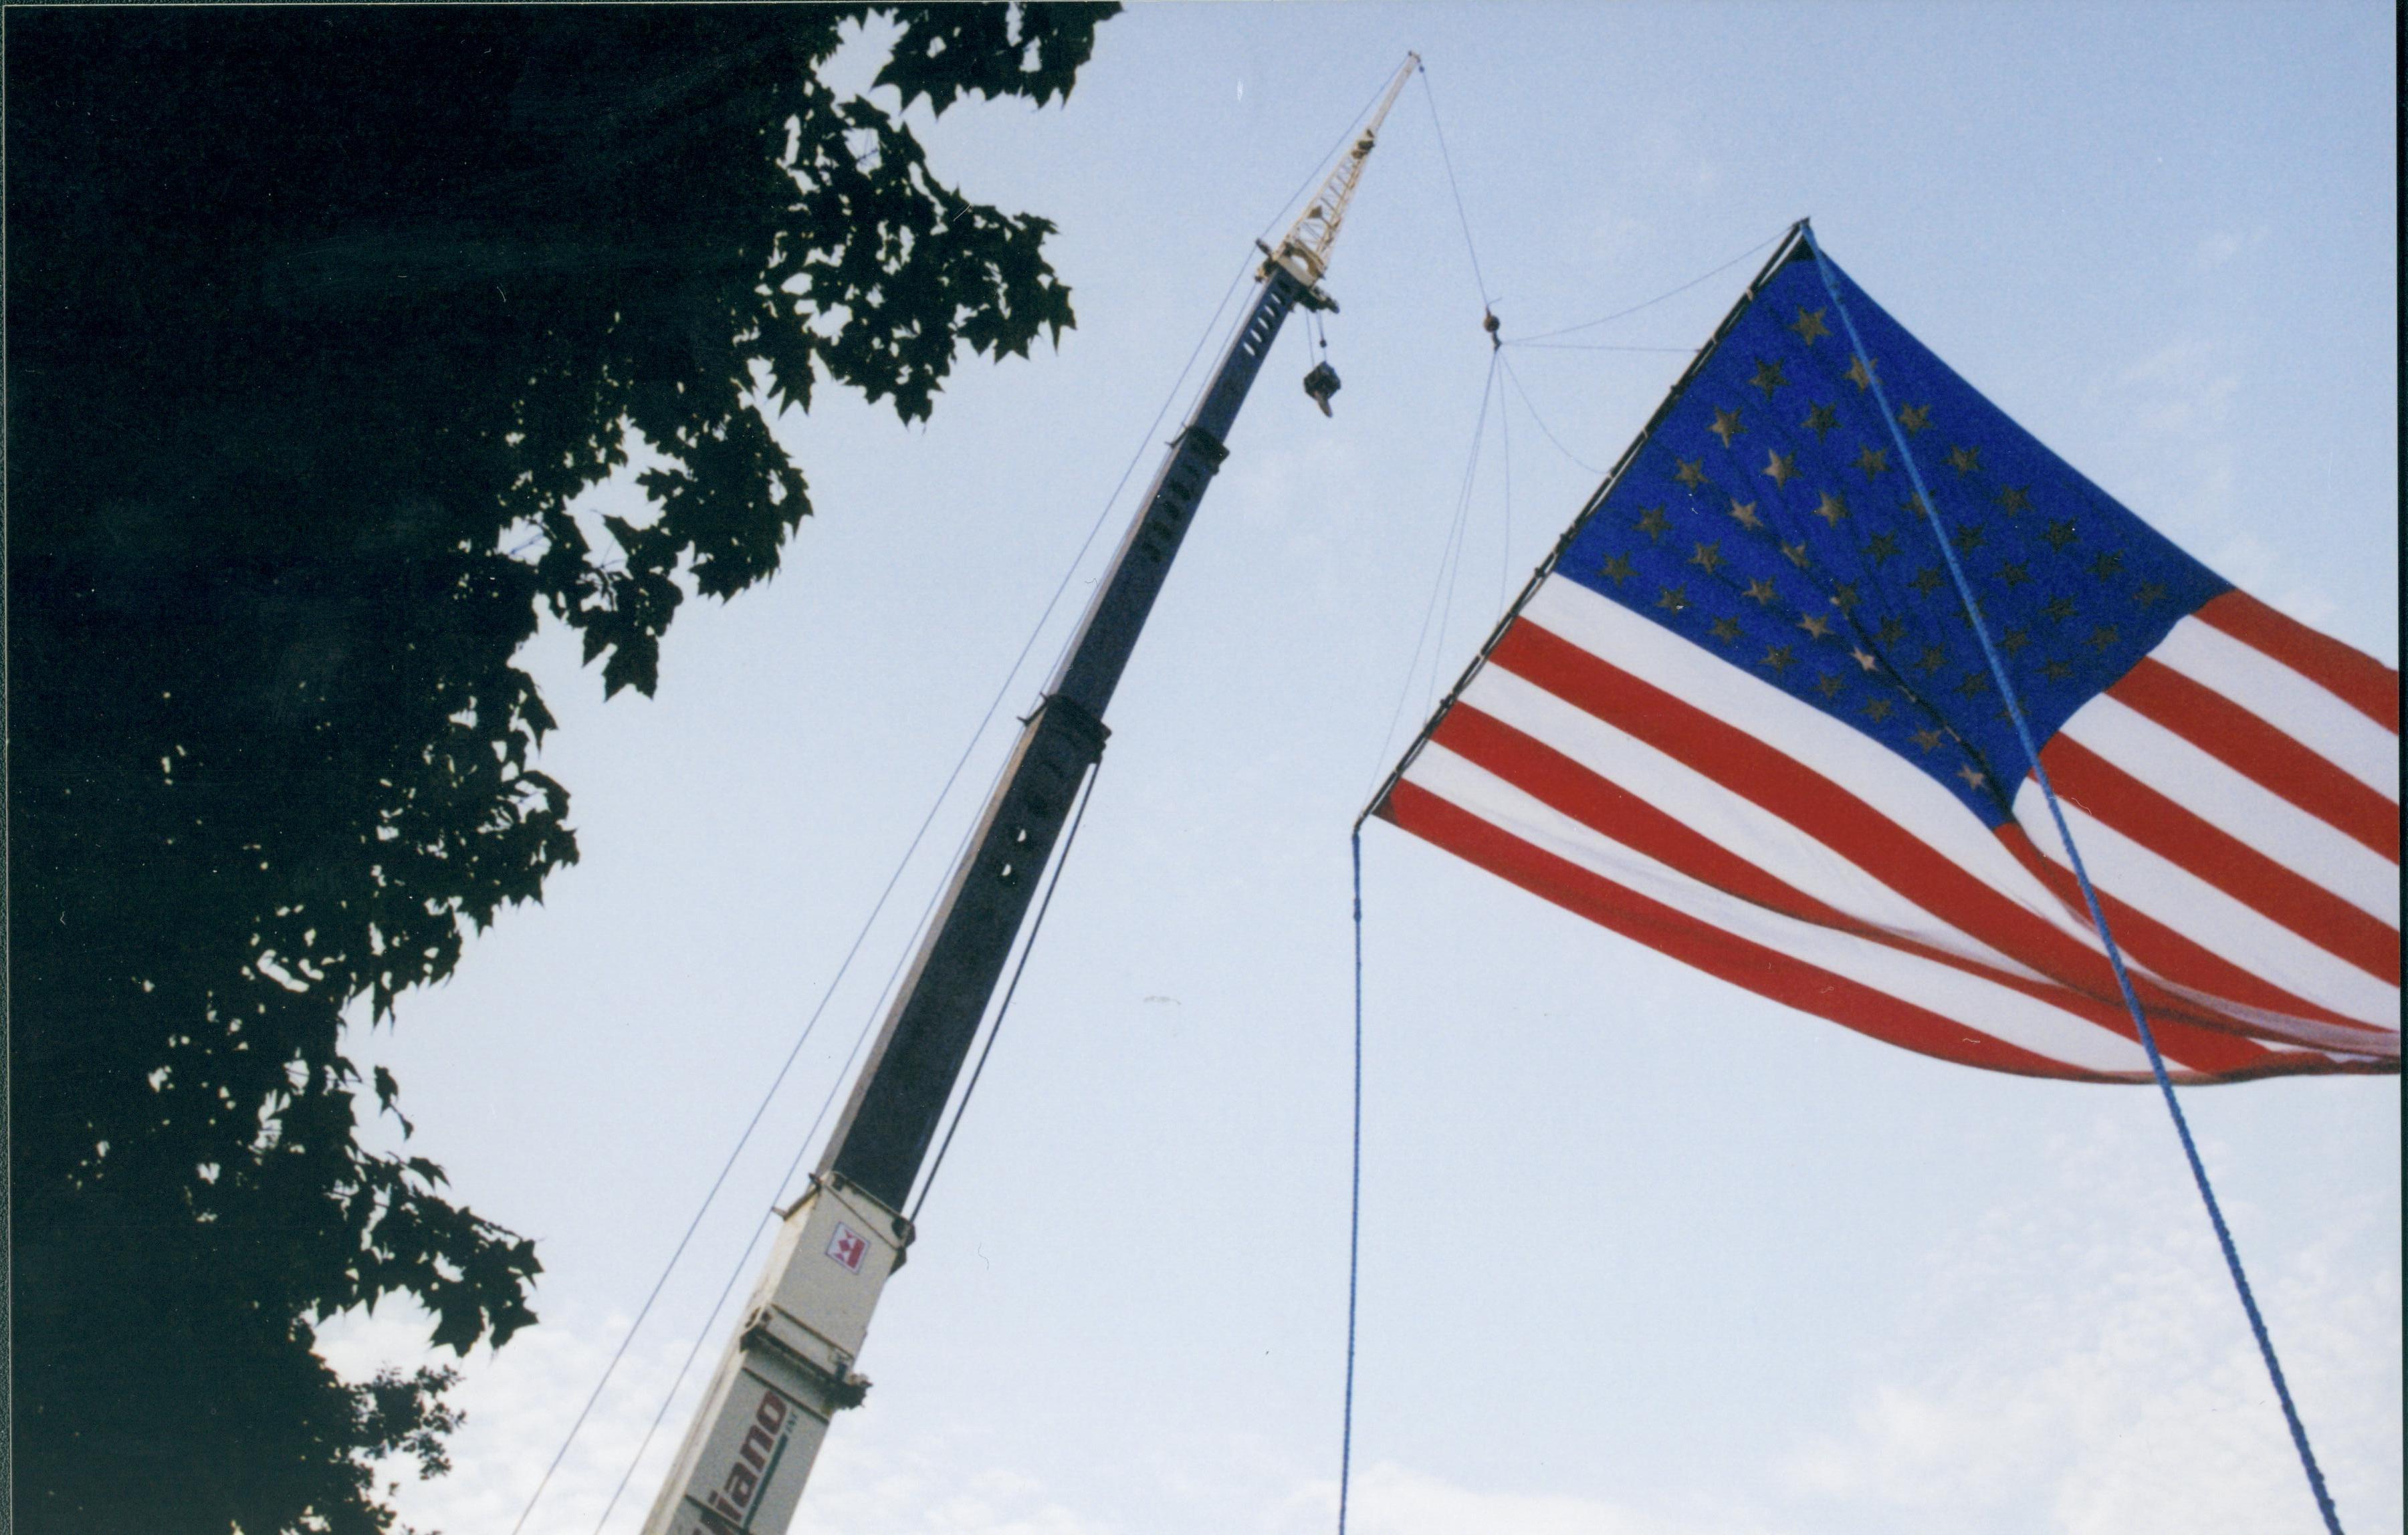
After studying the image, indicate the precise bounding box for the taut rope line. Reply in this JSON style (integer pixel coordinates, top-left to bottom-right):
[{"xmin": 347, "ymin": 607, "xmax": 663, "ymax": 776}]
[{"xmin": 1803, "ymin": 222, "xmax": 2345, "ymax": 1535}]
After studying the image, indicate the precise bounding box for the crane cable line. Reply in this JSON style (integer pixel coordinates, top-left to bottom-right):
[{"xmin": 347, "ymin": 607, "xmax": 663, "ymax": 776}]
[
  {"xmin": 587, "ymin": 1212, "xmax": 770, "ymax": 1533},
  {"xmin": 1365, "ymin": 350, "xmax": 1498, "ymax": 800},
  {"xmin": 1361, "ymin": 55, "xmax": 1557, "ymax": 793},
  {"xmin": 1418, "ymin": 62, "xmax": 1493, "ymax": 312},
  {"xmin": 1511, "ymin": 341, "xmax": 1698, "ymax": 354},
  {"xmin": 1340, "ymin": 194, "xmax": 1824, "ymax": 1535},
  {"xmin": 506, "ymin": 784, "xmax": 957, "ymax": 1535},
  {"xmin": 1507, "ymin": 225, "xmax": 1787, "ymax": 344},
  {"xmin": 1336, "ymin": 829, "xmax": 1367, "ymax": 1535},
  {"xmin": 515, "ymin": 233, "xmax": 1280, "ymax": 1535},
  {"xmin": 1500, "ymin": 354, "xmax": 1608, "ymax": 477},
  {"xmin": 587, "ymin": 722, "xmax": 1019, "ymax": 1535},
  {"xmin": 1427, "ymin": 358, "xmax": 1499, "ymax": 728},
  {"xmin": 1496, "ymin": 354, "xmax": 1515, "ymax": 614},
  {"xmin": 1360, "ymin": 222, "xmax": 1812, "ymax": 805}
]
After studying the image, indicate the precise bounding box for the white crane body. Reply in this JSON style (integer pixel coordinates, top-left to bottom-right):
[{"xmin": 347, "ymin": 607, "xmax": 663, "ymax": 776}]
[{"xmin": 641, "ymin": 1177, "xmax": 901, "ymax": 1535}]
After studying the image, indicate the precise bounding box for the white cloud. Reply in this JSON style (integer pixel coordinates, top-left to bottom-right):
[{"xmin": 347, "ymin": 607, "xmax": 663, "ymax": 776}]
[
  {"xmin": 2194, "ymin": 227, "xmax": 2270, "ymax": 273},
  {"xmin": 1335, "ymin": 1463, "xmax": 1789, "ymax": 1535},
  {"xmin": 1583, "ymin": 213, "xmax": 1658, "ymax": 268},
  {"xmin": 2107, "ymin": 337, "xmax": 2241, "ymax": 441},
  {"xmin": 800, "ymin": 1449, "xmax": 1119, "ymax": 1535},
  {"xmin": 316, "ymin": 1298, "xmax": 709, "ymax": 1535},
  {"xmin": 1778, "ymin": 1115, "xmax": 2402, "ymax": 1535}
]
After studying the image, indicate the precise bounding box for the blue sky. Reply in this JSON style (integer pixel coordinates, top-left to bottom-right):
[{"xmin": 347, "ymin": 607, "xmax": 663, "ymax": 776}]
[{"xmin": 320, "ymin": 5, "xmax": 2397, "ymax": 1532}]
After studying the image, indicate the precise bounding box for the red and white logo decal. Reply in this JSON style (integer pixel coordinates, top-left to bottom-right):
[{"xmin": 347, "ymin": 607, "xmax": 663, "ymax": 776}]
[{"xmin": 826, "ymin": 1223, "xmax": 867, "ymax": 1272}]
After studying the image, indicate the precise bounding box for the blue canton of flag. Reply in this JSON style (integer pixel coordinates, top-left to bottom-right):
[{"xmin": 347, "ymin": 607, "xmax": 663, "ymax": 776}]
[{"xmin": 1557, "ymin": 248, "xmax": 2226, "ymax": 826}]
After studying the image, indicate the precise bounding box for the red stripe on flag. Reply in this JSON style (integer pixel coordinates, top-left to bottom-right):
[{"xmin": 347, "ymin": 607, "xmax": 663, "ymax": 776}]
[
  {"xmin": 1433, "ymin": 703, "xmax": 2279, "ymax": 1076},
  {"xmin": 1995, "ymin": 824, "xmax": 2387, "ymax": 1037},
  {"xmin": 1384, "ymin": 778, "xmax": 2114, "ymax": 1082},
  {"xmin": 2109, "ymin": 659, "xmax": 2399, "ymax": 861},
  {"xmin": 2042, "ymin": 735, "xmax": 2401, "ymax": 983},
  {"xmin": 1487, "ymin": 620, "xmax": 2278, "ymax": 1036},
  {"xmin": 2196, "ymin": 589, "xmax": 2401, "ymax": 732}
]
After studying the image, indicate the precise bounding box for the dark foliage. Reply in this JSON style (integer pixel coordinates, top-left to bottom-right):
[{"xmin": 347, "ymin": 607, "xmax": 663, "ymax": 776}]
[{"xmin": 5, "ymin": 6, "xmax": 1115, "ymax": 1530}]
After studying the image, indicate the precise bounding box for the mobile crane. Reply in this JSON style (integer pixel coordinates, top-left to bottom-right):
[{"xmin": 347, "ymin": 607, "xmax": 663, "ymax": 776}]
[{"xmin": 639, "ymin": 54, "xmax": 1421, "ymax": 1535}]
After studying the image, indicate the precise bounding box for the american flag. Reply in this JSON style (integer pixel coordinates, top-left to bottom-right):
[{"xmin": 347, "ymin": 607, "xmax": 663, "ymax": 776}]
[{"xmin": 1372, "ymin": 232, "xmax": 2399, "ymax": 1082}]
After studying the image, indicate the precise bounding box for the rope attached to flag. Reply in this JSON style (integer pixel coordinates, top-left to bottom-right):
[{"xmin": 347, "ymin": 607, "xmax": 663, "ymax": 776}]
[
  {"xmin": 1337, "ymin": 829, "xmax": 1367, "ymax": 1535},
  {"xmin": 1801, "ymin": 224, "xmax": 2347, "ymax": 1535}
]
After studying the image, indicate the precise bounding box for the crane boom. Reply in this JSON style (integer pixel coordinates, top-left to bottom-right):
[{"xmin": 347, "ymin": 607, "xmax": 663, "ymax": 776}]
[{"xmin": 637, "ymin": 54, "xmax": 1418, "ymax": 1535}]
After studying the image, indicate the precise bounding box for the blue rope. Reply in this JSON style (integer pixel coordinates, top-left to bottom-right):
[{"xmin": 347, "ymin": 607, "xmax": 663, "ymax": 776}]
[
  {"xmin": 1801, "ymin": 226, "xmax": 2344, "ymax": 1535},
  {"xmin": 1337, "ymin": 830, "xmax": 1366, "ymax": 1534}
]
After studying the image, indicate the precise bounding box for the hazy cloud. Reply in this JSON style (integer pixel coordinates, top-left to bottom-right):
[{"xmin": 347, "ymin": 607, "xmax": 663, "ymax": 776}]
[{"xmin": 1779, "ymin": 1115, "xmax": 2402, "ymax": 1534}]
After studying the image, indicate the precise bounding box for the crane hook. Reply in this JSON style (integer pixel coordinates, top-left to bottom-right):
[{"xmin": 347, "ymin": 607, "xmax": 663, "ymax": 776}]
[
  {"xmin": 1303, "ymin": 359, "xmax": 1342, "ymax": 417},
  {"xmin": 1483, "ymin": 308, "xmax": 1501, "ymax": 350}
]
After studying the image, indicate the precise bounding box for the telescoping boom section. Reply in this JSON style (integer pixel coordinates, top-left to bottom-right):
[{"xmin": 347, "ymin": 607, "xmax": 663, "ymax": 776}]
[{"xmin": 639, "ymin": 53, "xmax": 1420, "ymax": 1535}]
